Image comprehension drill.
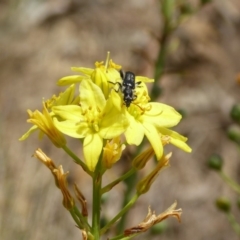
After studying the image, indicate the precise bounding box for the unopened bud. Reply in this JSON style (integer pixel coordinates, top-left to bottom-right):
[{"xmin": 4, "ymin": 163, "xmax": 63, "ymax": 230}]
[
  {"xmin": 132, "ymin": 147, "xmax": 154, "ymax": 170},
  {"xmin": 207, "ymin": 154, "xmax": 223, "ymax": 171},
  {"xmin": 215, "ymin": 197, "xmax": 231, "ymax": 212},
  {"xmin": 230, "ymin": 104, "xmax": 240, "ymax": 123},
  {"xmin": 227, "ymin": 125, "xmax": 240, "ymax": 145},
  {"xmin": 136, "ymin": 153, "xmax": 171, "ymax": 195},
  {"xmin": 102, "ymin": 137, "xmax": 125, "ymax": 169}
]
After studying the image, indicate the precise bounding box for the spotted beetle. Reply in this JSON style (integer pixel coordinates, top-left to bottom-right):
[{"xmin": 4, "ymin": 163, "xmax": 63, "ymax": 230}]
[
  {"xmin": 120, "ymin": 70, "xmax": 137, "ymax": 107},
  {"xmin": 110, "ymin": 70, "xmax": 141, "ymax": 107}
]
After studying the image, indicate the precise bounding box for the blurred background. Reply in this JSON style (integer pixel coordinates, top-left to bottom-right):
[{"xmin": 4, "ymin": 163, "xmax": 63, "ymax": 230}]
[{"xmin": 1, "ymin": 0, "xmax": 240, "ymax": 239}]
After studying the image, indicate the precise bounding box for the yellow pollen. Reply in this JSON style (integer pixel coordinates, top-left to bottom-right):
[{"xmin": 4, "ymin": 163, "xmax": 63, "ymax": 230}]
[{"xmin": 81, "ymin": 107, "xmax": 101, "ymax": 133}]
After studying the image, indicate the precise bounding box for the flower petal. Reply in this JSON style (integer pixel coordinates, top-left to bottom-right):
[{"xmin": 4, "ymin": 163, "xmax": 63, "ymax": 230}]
[
  {"xmin": 83, "ymin": 133, "xmax": 103, "ymax": 171},
  {"xmin": 52, "ymin": 105, "xmax": 83, "ymax": 122},
  {"xmin": 71, "ymin": 67, "xmax": 94, "ymax": 76},
  {"xmin": 136, "ymin": 76, "xmax": 154, "ymax": 83},
  {"xmin": 142, "ymin": 103, "xmax": 182, "ymax": 128},
  {"xmin": 57, "ymin": 75, "xmax": 87, "ymax": 86},
  {"xmin": 99, "ymin": 98, "xmax": 129, "ymax": 138},
  {"xmin": 46, "ymin": 84, "xmax": 76, "ymax": 108},
  {"xmin": 80, "ymin": 79, "xmax": 106, "ymax": 110},
  {"xmin": 53, "ymin": 118, "xmax": 89, "ymax": 138},
  {"xmin": 158, "ymin": 127, "xmax": 192, "ymax": 152},
  {"xmin": 125, "ymin": 112, "xmax": 144, "ymax": 145},
  {"xmin": 143, "ymin": 123, "xmax": 163, "ymax": 160},
  {"xmin": 19, "ymin": 125, "xmax": 38, "ymax": 140}
]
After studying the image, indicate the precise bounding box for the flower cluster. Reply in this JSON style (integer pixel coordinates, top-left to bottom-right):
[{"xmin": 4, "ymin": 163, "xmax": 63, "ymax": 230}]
[{"xmin": 20, "ymin": 52, "xmax": 191, "ymax": 172}]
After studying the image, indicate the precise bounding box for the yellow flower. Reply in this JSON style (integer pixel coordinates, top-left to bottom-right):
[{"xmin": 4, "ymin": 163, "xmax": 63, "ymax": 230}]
[
  {"xmin": 19, "ymin": 102, "xmax": 66, "ymax": 148},
  {"xmin": 160, "ymin": 128, "xmax": 192, "ymax": 153},
  {"xmin": 52, "ymin": 79, "xmax": 129, "ymax": 171},
  {"xmin": 19, "ymin": 85, "xmax": 78, "ymax": 147},
  {"xmin": 58, "ymin": 52, "xmax": 121, "ymax": 99},
  {"xmin": 45, "ymin": 84, "xmax": 79, "ymax": 108},
  {"xmin": 112, "ymin": 76, "xmax": 191, "ymax": 159},
  {"xmin": 124, "ymin": 102, "xmax": 182, "ymax": 160},
  {"xmin": 102, "ymin": 137, "xmax": 126, "ymax": 169}
]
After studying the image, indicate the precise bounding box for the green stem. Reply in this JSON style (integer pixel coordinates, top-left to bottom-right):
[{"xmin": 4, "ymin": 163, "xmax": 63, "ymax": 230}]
[
  {"xmin": 150, "ymin": 0, "xmax": 175, "ymax": 100},
  {"xmin": 226, "ymin": 212, "xmax": 240, "ymax": 236},
  {"xmin": 92, "ymin": 164, "xmax": 102, "ymax": 239},
  {"xmin": 101, "ymin": 168, "xmax": 136, "ymax": 194},
  {"xmin": 73, "ymin": 206, "xmax": 91, "ymax": 230},
  {"xmin": 219, "ymin": 171, "xmax": 240, "ymax": 195},
  {"xmin": 62, "ymin": 145, "xmax": 92, "ymax": 176},
  {"xmin": 101, "ymin": 194, "xmax": 139, "ymax": 235},
  {"xmin": 69, "ymin": 208, "xmax": 84, "ymax": 229},
  {"xmin": 153, "ymin": 34, "xmax": 168, "ymax": 84}
]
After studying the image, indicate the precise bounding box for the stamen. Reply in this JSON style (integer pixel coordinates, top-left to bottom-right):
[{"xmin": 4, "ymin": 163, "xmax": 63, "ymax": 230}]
[
  {"xmin": 93, "ymin": 123, "xmax": 99, "ymax": 132},
  {"xmin": 105, "ymin": 51, "xmax": 110, "ymax": 70}
]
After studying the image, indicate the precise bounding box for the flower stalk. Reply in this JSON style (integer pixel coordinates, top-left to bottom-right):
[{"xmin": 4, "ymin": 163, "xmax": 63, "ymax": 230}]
[{"xmin": 20, "ymin": 52, "xmax": 191, "ymax": 239}]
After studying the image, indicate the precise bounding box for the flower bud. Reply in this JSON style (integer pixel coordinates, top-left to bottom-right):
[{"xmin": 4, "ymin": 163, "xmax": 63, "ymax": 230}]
[
  {"xmin": 132, "ymin": 147, "xmax": 154, "ymax": 170},
  {"xmin": 207, "ymin": 154, "xmax": 223, "ymax": 171},
  {"xmin": 227, "ymin": 125, "xmax": 240, "ymax": 145},
  {"xmin": 102, "ymin": 137, "xmax": 125, "ymax": 169},
  {"xmin": 230, "ymin": 104, "xmax": 240, "ymax": 123},
  {"xmin": 215, "ymin": 197, "xmax": 231, "ymax": 212},
  {"xmin": 136, "ymin": 153, "xmax": 171, "ymax": 195}
]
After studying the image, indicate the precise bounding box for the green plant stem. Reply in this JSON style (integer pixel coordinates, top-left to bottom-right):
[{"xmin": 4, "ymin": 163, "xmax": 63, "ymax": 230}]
[
  {"xmin": 73, "ymin": 205, "xmax": 91, "ymax": 230},
  {"xmin": 219, "ymin": 171, "xmax": 240, "ymax": 195},
  {"xmin": 101, "ymin": 194, "xmax": 139, "ymax": 235},
  {"xmin": 69, "ymin": 208, "xmax": 84, "ymax": 229},
  {"xmin": 101, "ymin": 168, "xmax": 136, "ymax": 194},
  {"xmin": 92, "ymin": 169, "xmax": 102, "ymax": 239},
  {"xmin": 151, "ymin": 0, "xmax": 175, "ymax": 100},
  {"xmin": 153, "ymin": 33, "xmax": 168, "ymax": 87},
  {"xmin": 226, "ymin": 212, "xmax": 240, "ymax": 236},
  {"xmin": 62, "ymin": 145, "xmax": 92, "ymax": 176}
]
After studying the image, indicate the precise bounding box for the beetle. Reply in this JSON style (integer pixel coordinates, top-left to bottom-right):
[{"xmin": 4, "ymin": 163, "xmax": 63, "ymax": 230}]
[
  {"xmin": 109, "ymin": 70, "xmax": 141, "ymax": 107},
  {"xmin": 120, "ymin": 70, "xmax": 137, "ymax": 107}
]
